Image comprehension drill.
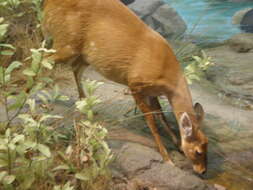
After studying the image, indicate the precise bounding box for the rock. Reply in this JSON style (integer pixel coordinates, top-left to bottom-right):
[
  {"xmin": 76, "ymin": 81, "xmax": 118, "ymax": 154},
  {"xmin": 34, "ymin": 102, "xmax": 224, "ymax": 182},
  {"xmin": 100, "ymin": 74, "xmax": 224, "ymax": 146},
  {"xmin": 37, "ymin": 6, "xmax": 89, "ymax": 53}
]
[
  {"xmin": 151, "ymin": 4, "xmax": 187, "ymax": 39},
  {"xmin": 128, "ymin": 0, "xmax": 187, "ymax": 39},
  {"xmin": 240, "ymin": 8, "xmax": 253, "ymax": 33},
  {"xmin": 116, "ymin": 142, "xmax": 163, "ymax": 177},
  {"xmin": 120, "ymin": 0, "xmax": 135, "ymax": 5},
  {"xmin": 232, "ymin": 8, "xmax": 253, "ymax": 33},
  {"xmin": 128, "ymin": 0, "xmax": 164, "ymax": 18},
  {"xmin": 229, "ymin": 0, "xmax": 253, "ymax": 2},
  {"xmin": 214, "ymin": 184, "xmax": 226, "ymax": 190},
  {"xmin": 205, "ymin": 45, "xmax": 253, "ymax": 107},
  {"xmin": 232, "ymin": 8, "xmax": 252, "ymax": 25},
  {"xmin": 134, "ymin": 163, "xmax": 214, "ymax": 190},
  {"xmin": 116, "ymin": 143, "xmax": 214, "ymax": 190},
  {"xmin": 226, "ymin": 33, "xmax": 253, "ymax": 52}
]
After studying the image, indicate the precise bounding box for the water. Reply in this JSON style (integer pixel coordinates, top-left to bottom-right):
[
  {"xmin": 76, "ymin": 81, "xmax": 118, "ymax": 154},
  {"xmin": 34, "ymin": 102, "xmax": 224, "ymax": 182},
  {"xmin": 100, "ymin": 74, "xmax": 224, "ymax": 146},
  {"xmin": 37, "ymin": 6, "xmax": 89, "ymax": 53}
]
[{"xmin": 164, "ymin": 0, "xmax": 253, "ymax": 44}]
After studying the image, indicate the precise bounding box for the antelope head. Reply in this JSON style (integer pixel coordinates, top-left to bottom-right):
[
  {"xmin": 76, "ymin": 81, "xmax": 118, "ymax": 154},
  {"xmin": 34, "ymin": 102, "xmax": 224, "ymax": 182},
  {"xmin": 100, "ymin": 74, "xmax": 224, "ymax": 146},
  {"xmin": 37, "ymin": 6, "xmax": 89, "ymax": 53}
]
[{"xmin": 179, "ymin": 103, "xmax": 208, "ymax": 174}]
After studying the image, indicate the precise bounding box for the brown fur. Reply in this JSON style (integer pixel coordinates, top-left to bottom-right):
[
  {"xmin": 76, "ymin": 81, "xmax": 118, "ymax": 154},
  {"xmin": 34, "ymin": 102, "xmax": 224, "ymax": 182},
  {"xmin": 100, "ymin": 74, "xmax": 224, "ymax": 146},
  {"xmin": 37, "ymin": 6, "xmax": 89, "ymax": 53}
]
[{"xmin": 43, "ymin": 0, "xmax": 208, "ymax": 174}]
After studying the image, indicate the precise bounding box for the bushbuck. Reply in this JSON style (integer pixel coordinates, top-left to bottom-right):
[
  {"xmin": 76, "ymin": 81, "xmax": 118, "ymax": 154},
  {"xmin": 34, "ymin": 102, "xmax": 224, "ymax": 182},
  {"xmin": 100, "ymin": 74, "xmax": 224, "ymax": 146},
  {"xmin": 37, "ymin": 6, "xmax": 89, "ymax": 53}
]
[{"xmin": 42, "ymin": 0, "xmax": 208, "ymax": 174}]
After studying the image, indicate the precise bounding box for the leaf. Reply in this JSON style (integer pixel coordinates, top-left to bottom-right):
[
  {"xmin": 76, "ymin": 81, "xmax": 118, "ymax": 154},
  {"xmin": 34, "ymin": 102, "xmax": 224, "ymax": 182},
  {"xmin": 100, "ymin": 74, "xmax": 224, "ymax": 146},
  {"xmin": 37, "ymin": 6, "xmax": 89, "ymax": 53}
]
[
  {"xmin": 3, "ymin": 175, "xmax": 15, "ymax": 184},
  {"xmin": 37, "ymin": 144, "xmax": 51, "ymax": 157},
  {"xmin": 0, "ymin": 145, "xmax": 7, "ymax": 151},
  {"xmin": 26, "ymin": 99, "xmax": 36, "ymax": 113},
  {"xmin": 31, "ymin": 82, "xmax": 45, "ymax": 93},
  {"xmin": 53, "ymin": 164, "xmax": 70, "ymax": 171},
  {"xmin": 18, "ymin": 114, "xmax": 37, "ymax": 126},
  {"xmin": 75, "ymin": 172, "xmax": 90, "ymax": 181},
  {"xmin": 52, "ymin": 85, "xmax": 60, "ymax": 100},
  {"xmin": 5, "ymin": 128, "xmax": 11, "ymax": 138},
  {"xmin": 0, "ymin": 23, "xmax": 8, "ymax": 37},
  {"xmin": 53, "ymin": 186, "xmax": 61, "ymax": 190},
  {"xmin": 5, "ymin": 61, "xmax": 22, "ymax": 74},
  {"xmin": 19, "ymin": 174, "xmax": 35, "ymax": 190},
  {"xmin": 23, "ymin": 68, "xmax": 36, "ymax": 76},
  {"xmin": 37, "ymin": 94, "xmax": 49, "ymax": 105},
  {"xmin": 40, "ymin": 77, "xmax": 53, "ymax": 84},
  {"xmin": 32, "ymin": 156, "xmax": 48, "ymax": 161},
  {"xmin": 1, "ymin": 50, "xmax": 14, "ymax": 56},
  {"xmin": 58, "ymin": 95, "xmax": 69, "ymax": 101},
  {"xmin": 0, "ymin": 43, "xmax": 15, "ymax": 50},
  {"xmin": 8, "ymin": 143, "xmax": 16, "ymax": 150},
  {"xmin": 24, "ymin": 141, "xmax": 37, "ymax": 149},
  {"xmin": 41, "ymin": 90, "xmax": 52, "ymax": 100},
  {"xmin": 39, "ymin": 114, "xmax": 63, "ymax": 122},
  {"xmin": 0, "ymin": 17, "xmax": 4, "ymax": 24},
  {"xmin": 31, "ymin": 49, "xmax": 42, "ymax": 71},
  {"xmin": 37, "ymin": 47, "xmax": 56, "ymax": 53},
  {"xmin": 26, "ymin": 76, "xmax": 34, "ymax": 89},
  {"xmin": 42, "ymin": 59, "xmax": 53, "ymax": 69},
  {"xmin": 8, "ymin": 91, "xmax": 27, "ymax": 111},
  {"xmin": 63, "ymin": 182, "xmax": 74, "ymax": 190},
  {"xmin": 0, "ymin": 159, "xmax": 8, "ymax": 168},
  {"xmin": 87, "ymin": 110, "xmax": 94, "ymax": 121},
  {"xmin": 11, "ymin": 134, "xmax": 25, "ymax": 144},
  {"xmin": 0, "ymin": 171, "xmax": 7, "ymax": 181},
  {"xmin": 65, "ymin": 145, "xmax": 73, "ymax": 155},
  {"xmin": 75, "ymin": 99, "xmax": 87, "ymax": 113}
]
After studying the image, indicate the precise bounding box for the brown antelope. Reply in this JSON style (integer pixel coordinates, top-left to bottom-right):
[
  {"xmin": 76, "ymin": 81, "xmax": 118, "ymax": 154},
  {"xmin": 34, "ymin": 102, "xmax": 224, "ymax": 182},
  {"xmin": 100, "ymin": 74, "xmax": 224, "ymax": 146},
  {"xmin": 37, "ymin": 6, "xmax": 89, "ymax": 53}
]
[{"xmin": 42, "ymin": 0, "xmax": 208, "ymax": 174}]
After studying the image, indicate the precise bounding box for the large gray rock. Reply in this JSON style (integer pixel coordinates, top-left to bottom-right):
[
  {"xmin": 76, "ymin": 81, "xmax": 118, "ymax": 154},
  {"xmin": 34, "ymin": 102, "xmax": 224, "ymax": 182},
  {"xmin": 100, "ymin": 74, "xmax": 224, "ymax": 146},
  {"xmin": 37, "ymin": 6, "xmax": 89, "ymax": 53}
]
[
  {"xmin": 128, "ymin": 0, "xmax": 187, "ymax": 39},
  {"xmin": 120, "ymin": 0, "xmax": 135, "ymax": 5},
  {"xmin": 232, "ymin": 8, "xmax": 252, "ymax": 25},
  {"xmin": 205, "ymin": 44, "xmax": 253, "ymax": 108},
  {"xmin": 229, "ymin": 0, "xmax": 253, "ymax": 2},
  {"xmin": 128, "ymin": 0, "xmax": 164, "ymax": 18},
  {"xmin": 115, "ymin": 143, "xmax": 214, "ymax": 190},
  {"xmin": 233, "ymin": 8, "xmax": 253, "ymax": 33},
  {"xmin": 226, "ymin": 33, "xmax": 253, "ymax": 52},
  {"xmin": 240, "ymin": 8, "xmax": 253, "ymax": 33}
]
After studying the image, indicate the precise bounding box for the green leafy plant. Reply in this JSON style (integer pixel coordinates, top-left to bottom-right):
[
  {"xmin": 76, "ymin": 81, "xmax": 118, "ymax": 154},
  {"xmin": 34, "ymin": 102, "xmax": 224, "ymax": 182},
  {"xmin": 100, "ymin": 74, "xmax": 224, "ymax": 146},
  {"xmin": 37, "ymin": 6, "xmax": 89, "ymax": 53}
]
[
  {"xmin": 53, "ymin": 182, "xmax": 75, "ymax": 190},
  {"xmin": 184, "ymin": 50, "xmax": 214, "ymax": 84},
  {"xmin": 0, "ymin": 0, "xmax": 21, "ymax": 11},
  {"xmin": 0, "ymin": 17, "xmax": 16, "ymax": 56},
  {"xmin": 0, "ymin": 39, "xmax": 59, "ymax": 189},
  {"xmin": 0, "ymin": 1, "xmax": 113, "ymax": 189},
  {"xmin": 54, "ymin": 80, "xmax": 113, "ymax": 190}
]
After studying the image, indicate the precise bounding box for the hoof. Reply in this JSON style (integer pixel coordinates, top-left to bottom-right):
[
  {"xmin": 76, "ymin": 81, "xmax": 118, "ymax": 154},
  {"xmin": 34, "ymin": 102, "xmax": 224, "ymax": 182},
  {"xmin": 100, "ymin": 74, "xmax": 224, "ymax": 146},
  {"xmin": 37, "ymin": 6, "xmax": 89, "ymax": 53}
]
[{"xmin": 166, "ymin": 160, "xmax": 175, "ymax": 166}]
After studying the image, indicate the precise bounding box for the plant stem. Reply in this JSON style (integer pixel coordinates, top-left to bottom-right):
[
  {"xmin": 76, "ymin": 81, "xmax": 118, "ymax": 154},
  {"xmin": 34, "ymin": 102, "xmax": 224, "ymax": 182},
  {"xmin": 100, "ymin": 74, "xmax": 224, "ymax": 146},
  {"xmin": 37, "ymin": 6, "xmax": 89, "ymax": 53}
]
[
  {"xmin": 5, "ymin": 98, "xmax": 27, "ymax": 129},
  {"xmin": 7, "ymin": 146, "xmax": 11, "ymax": 175},
  {"xmin": 1, "ymin": 67, "xmax": 11, "ymax": 129}
]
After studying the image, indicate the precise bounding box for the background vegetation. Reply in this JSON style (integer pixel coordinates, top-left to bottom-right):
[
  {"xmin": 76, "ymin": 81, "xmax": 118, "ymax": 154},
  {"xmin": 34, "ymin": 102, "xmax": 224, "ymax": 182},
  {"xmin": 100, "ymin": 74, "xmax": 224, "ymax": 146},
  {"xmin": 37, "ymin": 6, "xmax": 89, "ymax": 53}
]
[{"xmin": 0, "ymin": 1, "xmax": 113, "ymax": 189}]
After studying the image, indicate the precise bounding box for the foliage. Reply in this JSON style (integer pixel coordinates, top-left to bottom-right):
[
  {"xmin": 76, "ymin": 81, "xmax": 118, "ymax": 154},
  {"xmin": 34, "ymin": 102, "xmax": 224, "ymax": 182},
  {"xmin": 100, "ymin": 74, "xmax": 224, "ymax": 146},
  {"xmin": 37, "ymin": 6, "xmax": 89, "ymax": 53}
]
[
  {"xmin": 0, "ymin": 37, "xmax": 58, "ymax": 189},
  {"xmin": 54, "ymin": 80, "xmax": 113, "ymax": 190},
  {"xmin": 0, "ymin": 0, "xmax": 43, "ymax": 23},
  {"xmin": 0, "ymin": 17, "xmax": 112, "ymax": 189},
  {"xmin": 0, "ymin": 18, "xmax": 16, "ymax": 57},
  {"xmin": 183, "ymin": 50, "xmax": 214, "ymax": 84}
]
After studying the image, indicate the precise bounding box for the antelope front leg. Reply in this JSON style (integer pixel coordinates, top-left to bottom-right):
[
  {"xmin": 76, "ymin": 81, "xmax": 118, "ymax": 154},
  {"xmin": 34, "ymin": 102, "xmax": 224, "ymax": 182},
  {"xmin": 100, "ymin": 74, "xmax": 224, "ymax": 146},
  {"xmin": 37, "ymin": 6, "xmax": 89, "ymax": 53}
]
[
  {"xmin": 148, "ymin": 97, "xmax": 179, "ymax": 147},
  {"xmin": 132, "ymin": 93, "xmax": 174, "ymax": 165}
]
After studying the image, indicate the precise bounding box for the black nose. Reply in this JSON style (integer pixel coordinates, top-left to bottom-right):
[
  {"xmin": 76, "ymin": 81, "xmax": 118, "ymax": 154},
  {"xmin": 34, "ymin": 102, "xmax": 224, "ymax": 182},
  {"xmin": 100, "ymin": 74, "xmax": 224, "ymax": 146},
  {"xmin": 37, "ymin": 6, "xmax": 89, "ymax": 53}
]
[{"xmin": 201, "ymin": 169, "xmax": 207, "ymax": 175}]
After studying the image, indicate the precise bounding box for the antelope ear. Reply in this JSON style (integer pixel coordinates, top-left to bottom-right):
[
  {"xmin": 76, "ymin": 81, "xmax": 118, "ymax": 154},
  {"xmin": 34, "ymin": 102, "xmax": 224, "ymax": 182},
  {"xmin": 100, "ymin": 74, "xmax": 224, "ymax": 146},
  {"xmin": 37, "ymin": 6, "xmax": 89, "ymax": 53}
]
[
  {"xmin": 194, "ymin": 103, "xmax": 204, "ymax": 123},
  {"xmin": 179, "ymin": 112, "xmax": 193, "ymax": 139}
]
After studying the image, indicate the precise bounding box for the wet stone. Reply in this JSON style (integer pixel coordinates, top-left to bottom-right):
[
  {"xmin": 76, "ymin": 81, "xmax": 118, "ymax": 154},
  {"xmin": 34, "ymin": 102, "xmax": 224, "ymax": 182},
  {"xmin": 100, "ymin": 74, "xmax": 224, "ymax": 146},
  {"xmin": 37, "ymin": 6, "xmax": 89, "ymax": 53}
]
[{"xmin": 115, "ymin": 143, "xmax": 215, "ymax": 190}]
